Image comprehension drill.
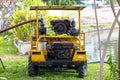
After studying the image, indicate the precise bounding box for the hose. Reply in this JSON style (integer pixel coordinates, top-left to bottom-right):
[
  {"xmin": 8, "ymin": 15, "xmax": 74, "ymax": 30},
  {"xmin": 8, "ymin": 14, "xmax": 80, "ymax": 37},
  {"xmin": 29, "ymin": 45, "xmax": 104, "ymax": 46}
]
[
  {"xmin": 87, "ymin": 61, "xmax": 107, "ymax": 64},
  {"xmin": 0, "ymin": 19, "xmax": 36, "ymax": 33}
]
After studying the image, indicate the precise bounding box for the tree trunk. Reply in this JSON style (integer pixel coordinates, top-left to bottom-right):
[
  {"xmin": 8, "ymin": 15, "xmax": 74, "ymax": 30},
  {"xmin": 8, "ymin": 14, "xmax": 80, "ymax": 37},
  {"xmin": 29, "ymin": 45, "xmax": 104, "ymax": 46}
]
[
  {"xmin": 117, "ymin": 0, "xmax": 120, "ymax": 6},
  {"xmin": 93, "ymin": 0, "xmax": 101, "ymax": 60},
  {"xmin": 117, "ymin": 0, "xmax": 120, "ymax": 79},
  {"xmin": 118, "ymin": 19, "xmax": 120, "ymax": 80}
]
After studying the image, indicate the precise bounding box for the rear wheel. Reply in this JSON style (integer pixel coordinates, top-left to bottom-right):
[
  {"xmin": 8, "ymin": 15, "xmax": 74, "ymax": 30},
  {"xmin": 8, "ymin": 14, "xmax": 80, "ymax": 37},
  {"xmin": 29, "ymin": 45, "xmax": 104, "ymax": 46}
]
[
  {"xmin": 77, "ymin": 64, "xmax": 87, "ymax": 78},
  {"xmin": 28, "ymin": 57, "xmax": 39, "ymax": 76}
]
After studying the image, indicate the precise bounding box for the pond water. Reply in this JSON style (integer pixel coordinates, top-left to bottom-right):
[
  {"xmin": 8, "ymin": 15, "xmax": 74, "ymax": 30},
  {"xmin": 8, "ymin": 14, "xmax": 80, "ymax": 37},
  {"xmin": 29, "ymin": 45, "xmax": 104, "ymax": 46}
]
[{"xmin": 85, "ymin": 28, "xmax": 119, "ymax": 62}]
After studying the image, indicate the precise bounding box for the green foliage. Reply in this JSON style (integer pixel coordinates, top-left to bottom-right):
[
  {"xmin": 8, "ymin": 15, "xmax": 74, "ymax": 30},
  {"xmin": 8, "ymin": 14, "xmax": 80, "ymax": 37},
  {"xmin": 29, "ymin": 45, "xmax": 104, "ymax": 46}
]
[
  {"xmin": 10, "ymin": 0, "xmax": 71, "ymax": 41},
  {"xmin": 42, "ymin": 0, "xmax": 76, "ymax": 6},
  {"xmin": 104, "ymin": 0, "xmax": 118, "ymax": 5},
  {"xmin": 9, "ymin": 0, "xmax": 45, "ymax": 41},
  {"xmin": 25, "ymin": 0, "xmax": 45, "ymax": 6},
  {"xmin": 46, "ymin": 25, "xmax": 56, "ymax": 36},
  {"xmin": 9, "ymin": 8, "xmax": 35, "ymax": 41},
  {"xmin": 107, "ymin": 54, "xmax": 118, "ymax": 79}
]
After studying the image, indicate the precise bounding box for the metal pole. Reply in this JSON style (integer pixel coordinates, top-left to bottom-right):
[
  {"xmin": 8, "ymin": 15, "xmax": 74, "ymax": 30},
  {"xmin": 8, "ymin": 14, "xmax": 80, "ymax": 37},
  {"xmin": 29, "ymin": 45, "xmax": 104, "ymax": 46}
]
[
  {"xmin": 36, "ymin": 8, "xmax": 39, "ymax": 38},
  {"xmin": 0, "ymin": 58, "xmax": 5, "ymax": 70},
  {"xmin": 78, "ymin": 8, "xmax": 81, "ymax": 32},
  {"xmin": 35, "ymin": 8, "xmax": 39, "ymax": 50},
  {"xmin": 78, "ymin": 8, "xmax": 82, "ymax": 51}
]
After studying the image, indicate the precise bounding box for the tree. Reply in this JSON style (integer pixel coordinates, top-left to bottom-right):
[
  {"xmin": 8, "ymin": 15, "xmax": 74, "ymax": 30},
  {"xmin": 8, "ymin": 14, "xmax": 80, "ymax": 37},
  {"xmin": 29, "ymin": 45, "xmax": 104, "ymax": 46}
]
[{"xmin": 0, "ymin": 0, "xmax": 16, "ymax": 30}]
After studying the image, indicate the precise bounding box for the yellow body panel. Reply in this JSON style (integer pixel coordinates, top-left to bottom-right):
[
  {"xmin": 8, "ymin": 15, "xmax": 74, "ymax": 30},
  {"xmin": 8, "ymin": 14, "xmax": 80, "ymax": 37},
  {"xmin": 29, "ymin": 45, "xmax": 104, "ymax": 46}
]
[
  {"xmin": 31, "ymin": 51, "xmax": 46, "ymax": 62},
  {"xmin": 72, "ymin": 51, "xmax": 87, "ymax": 61},
  {"xmin": 42, "ymin": 50, "xmax": 47, "ymax": 55}
]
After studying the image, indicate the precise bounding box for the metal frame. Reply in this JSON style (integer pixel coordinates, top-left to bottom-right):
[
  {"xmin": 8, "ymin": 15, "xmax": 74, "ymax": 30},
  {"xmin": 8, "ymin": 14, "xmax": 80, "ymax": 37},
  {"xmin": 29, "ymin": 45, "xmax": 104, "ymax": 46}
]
[
  {"xmin": 0, "ymin": 58, "xmax": 5, "ymax": 70},
  {"xmin": 30, "ymin": 6, "xmax": 85, "ymax": 10}
]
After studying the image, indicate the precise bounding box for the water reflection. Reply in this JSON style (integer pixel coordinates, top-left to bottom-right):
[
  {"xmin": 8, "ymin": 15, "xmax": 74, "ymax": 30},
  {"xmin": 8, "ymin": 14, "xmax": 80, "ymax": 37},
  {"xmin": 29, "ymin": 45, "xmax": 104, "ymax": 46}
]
[{"xmin": 85, "ymin": 28, "xmax": 118, "ymax": 62}]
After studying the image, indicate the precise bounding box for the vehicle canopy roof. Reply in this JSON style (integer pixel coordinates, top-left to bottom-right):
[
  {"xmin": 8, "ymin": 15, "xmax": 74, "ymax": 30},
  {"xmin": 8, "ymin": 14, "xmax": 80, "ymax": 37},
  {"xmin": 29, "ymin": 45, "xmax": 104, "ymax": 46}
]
[{"xmin": 30, "ymin": 6, "xmax": 85, "ymax": 10}]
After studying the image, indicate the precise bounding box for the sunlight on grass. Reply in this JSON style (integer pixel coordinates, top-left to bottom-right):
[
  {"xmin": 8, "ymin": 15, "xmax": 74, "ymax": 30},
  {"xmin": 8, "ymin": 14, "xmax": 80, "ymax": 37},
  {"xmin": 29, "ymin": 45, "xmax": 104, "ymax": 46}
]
[{"xmin": 0, "ymin": 39, "xmax": 18, "ymax": 55}]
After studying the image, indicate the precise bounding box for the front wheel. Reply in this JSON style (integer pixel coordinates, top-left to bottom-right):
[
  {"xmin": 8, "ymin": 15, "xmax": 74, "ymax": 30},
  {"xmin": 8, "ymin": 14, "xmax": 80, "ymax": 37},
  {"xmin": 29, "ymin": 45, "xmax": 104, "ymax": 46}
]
[
  {"xmin": 28, "ymin": 57, "xmax": 39, "ymax": 76},
  {"xmin": 77, "ymin": 64, "xmax": 87, "ymax": 78}
]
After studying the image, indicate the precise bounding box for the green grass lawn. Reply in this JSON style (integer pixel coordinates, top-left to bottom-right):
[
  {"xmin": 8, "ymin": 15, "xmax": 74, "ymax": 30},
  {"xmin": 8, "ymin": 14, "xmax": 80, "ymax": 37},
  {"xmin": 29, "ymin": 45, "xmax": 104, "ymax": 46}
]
[
  {"xmin": 0, "ymin": 56, "xmax": 111, "ymax": 80},
  {"xmin": 0, "ymin": 38, "xmax": 18, "ymax": 56}
]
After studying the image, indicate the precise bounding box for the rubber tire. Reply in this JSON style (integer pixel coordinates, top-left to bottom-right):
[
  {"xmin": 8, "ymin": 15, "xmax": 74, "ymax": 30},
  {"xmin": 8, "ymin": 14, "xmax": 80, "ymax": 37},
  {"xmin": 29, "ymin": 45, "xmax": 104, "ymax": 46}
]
[
  {"xmin": 28, "ymin": 57, "xmax": 39, "ymax": 76},
  {"xmin": 77, "ymin": 64, "xmax": 87, "ymax": 78}
]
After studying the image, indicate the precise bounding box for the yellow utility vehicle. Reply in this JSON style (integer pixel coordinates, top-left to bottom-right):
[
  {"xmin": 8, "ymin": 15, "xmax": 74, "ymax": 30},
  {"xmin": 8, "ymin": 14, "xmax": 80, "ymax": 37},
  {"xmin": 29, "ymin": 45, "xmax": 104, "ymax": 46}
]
[{"xmin": 29, "ymin": 6, "xmax": 87, "ymax": 78}]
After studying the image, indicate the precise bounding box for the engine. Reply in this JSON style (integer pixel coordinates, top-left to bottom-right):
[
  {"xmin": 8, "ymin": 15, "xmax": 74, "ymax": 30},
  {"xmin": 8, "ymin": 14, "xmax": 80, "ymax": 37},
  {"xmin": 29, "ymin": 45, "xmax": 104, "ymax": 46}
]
[
  {"xmin": 50, "ymin": 19, "xmax": 79, "ymax": 36},
  {"xmin": 47, "ymin": 42, "xmax": 74, "ymax": 60},
  {"xmin": 50, "ymin": 19, "xmax": 70, "ymax": 34}
]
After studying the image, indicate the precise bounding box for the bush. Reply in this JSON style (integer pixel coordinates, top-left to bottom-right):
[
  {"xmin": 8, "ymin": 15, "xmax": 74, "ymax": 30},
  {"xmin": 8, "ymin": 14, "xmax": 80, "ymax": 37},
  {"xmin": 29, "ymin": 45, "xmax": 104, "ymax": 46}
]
[{"xmin": 107, "ymin": 54, "xmax": 119, "ymax": 79}]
